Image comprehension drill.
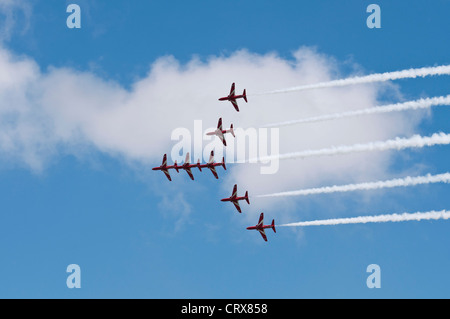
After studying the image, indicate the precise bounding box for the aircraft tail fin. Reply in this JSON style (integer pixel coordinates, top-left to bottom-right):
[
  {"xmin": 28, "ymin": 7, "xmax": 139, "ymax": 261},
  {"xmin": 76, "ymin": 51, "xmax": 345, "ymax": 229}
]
[
  {"xmin": 197, "ymin": 159, "xmax": 202, "ymax": 171},
  {"xmin": 245, "ymin": 191, "xmax": 250, "ymax": 205},
  {"xmin": 222, "ymin": 157, "xmax": 226, "ymax": 170},
  {"xmin": 271, "ymin": 219, "xmax": 276, "ymax": 233},
  {"xmin": 230, "ymin": 124, "xmax": 235, "ymax": 137},
  {"xmin": 174, "ymin": 161, "xmax": 179, "ymax": 173},
  {"xmin": 243, "ymin": 89, "xmax": 248, "ymax": 103}
]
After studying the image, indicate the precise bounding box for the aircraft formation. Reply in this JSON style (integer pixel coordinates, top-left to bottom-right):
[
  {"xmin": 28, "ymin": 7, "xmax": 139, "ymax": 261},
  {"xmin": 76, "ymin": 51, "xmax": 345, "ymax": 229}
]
[
  {"xmin": 152, "ymin": 151, "xmax": 226, "ymax": 181},
  {"xmin": 153, "ymin": 83, "xmax": 276, "ymax": 242}
]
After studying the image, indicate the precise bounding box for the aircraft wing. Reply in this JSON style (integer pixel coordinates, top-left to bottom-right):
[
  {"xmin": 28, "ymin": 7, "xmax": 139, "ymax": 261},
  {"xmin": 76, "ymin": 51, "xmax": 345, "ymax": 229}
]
[
  {"xmin": 230, "ymin": 82, "xmax": 235, "ymax": 96},
  {"xmin": 162, "ymin": 169, "xmax": 172, "ymax": 181},
  {"xmin": 230, "ymin": 99, "xmax": 240, "ymax": 112},
  {"xmin": 217, "ymin": 118, "xmax": 223, "ymax": 131},
  {"xmin": 232, "ymin": 184, "xmax": 238, "ymax": 197},
  {"xmin": 257, "ymin": 213, "xmax": 264, "ymax": 227},
  {"xmin": 185, "ymin": 167, "xmax": 194, "ymax": 180},
  {"xmin": 258, "ymin": 229, "xmax": 268, "ymax": 241},
  {"xmin": 218, "ymin": 131, "xmax": 226, "ymax": 146},
  {"xmin": 232, "ymin": 200, "xmax": 242, "ymax": 213},
  {"xmin": 209, "ymin": 166, "xmax": 219, "ymax": 179},
  {"xmin": 208, "ymin": 151, "xmax": 215, "ymax": 164}
]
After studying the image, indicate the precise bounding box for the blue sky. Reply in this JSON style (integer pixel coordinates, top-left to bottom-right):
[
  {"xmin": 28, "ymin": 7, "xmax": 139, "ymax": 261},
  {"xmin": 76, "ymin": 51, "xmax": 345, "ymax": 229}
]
[{"xmin": 0, "ymin": 0, "xmax": 449, "ymax": 298}]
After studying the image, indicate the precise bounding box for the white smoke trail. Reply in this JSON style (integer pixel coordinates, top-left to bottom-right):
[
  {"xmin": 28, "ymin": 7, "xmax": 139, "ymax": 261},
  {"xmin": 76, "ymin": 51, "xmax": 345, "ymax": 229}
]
[
  {"xmin": 263, "ymin": 95, "xmax": 450, "ymax": 128},
  {"xmin": 279, "ymin": 210, "xmax": 450, "ymax": 227},
  {"xmin": 248, "ymin": 132, "xmax": 450, "ymax": 163},
  {"xmin": 256, "ymin": 173, "xmax": 450, "ymax": 198},
  {"xmin": 256, "ymin": 65, "xmax": 450, "ymax": 95}
]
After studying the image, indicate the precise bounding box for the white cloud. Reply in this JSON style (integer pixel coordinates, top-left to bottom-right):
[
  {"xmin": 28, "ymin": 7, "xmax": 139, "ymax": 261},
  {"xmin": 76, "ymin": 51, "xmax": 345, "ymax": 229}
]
[
  {"xmin": 0, "ymin": 45, "xmax": 423, "ymax": 221},
  {"xmin": 157, "ymin": 192, "xmax": 192, "ymax": 234},
  {"xmin": 0, "ymin": 0, "xmax": 32, "ymax": 41}
]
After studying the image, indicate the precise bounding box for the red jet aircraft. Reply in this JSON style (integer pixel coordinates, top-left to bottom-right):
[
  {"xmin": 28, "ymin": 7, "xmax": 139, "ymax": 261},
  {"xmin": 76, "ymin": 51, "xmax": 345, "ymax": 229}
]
[
  {"xmin": 220, "ymin": 184, "xmax": 249, "ymax": 213},
  {"xmin": 246, "ymin": 213, "xmax": 276, "ymax": 242},
  {"xmin": 180, "ymin": 152, "xmax": 198, "ymax": 180},
  {"xmin": 206, "ymin": 118, "xmax": 235, "ymax": 146},
  {"xmin": 196, "ymin": 150, "xmax": 226, "ymax": 179},
  {"xmin": 152, "ymin": 154, "xmax": 179, "ymax": 181},
  {"xmin": 218, "ymin": 82, "xmax": 247, "ymax": 112}
]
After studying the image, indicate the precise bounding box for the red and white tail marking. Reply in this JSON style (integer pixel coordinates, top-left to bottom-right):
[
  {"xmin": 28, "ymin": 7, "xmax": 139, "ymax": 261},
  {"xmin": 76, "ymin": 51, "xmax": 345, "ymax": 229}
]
[{"xmin": 230, "ymin": 124, "xmax": 235, "ymax": 137}]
